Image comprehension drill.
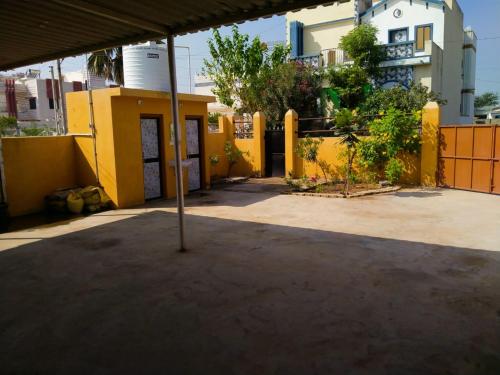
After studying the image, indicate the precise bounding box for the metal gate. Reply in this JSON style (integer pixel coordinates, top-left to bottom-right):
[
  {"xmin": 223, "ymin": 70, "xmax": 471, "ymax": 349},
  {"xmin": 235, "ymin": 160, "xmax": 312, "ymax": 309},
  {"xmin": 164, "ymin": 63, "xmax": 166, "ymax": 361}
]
[
  {"xmin": 438, "ymin": 124, "xmax": 499, "ymax": 194},
  {"xmin": 265, "ymin": 130, "xmax": 285, "ymax": 177}
]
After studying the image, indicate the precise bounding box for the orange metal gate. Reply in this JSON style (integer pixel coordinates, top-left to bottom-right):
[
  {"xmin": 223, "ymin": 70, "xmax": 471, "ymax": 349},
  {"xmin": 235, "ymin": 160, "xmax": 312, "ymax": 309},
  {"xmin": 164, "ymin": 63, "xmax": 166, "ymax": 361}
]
[{"xmin": 438, "ymin": 124, "xmax": 499, "ymax": 194}]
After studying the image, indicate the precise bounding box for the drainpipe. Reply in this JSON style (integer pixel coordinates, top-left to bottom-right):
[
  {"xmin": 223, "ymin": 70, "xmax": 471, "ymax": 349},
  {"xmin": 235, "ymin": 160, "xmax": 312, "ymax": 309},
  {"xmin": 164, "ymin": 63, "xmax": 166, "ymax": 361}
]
[
  {"xmin": 167, "ymin": 32, "xmax": 186, "ymax": 252},
  {"xmin": 57, "ymin": 59, "xmax": 67, "ymax": 134},
  {"xmin": 49, "ymin": 66, "xmax": 60, "ymax": 135},
  {"xmin": 85, "ymin": 53, "xmax": 100, "ymax": 186}
]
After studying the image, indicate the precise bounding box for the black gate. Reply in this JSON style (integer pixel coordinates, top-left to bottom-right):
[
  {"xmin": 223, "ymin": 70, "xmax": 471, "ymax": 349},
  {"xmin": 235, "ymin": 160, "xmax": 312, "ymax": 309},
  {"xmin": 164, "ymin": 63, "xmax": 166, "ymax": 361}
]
[{"xmin": 265, "ymin": 130, "xmax": 285, "ymax": 177}]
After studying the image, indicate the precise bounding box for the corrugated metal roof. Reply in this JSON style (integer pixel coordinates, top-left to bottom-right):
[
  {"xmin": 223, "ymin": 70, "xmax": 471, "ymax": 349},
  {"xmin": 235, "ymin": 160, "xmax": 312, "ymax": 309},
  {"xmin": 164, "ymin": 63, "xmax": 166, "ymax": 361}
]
[{"xmin": 0, "ymin": 0, "xmax": 346, "ymax": 71}]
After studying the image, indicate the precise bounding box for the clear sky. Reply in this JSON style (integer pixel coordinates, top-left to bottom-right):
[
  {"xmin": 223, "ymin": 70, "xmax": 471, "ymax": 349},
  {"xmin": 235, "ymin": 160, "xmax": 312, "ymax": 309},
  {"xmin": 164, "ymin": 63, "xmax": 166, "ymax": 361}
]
[{"xmin": 6, "ymin": 0, "xmax": 500, "ymax": 95}]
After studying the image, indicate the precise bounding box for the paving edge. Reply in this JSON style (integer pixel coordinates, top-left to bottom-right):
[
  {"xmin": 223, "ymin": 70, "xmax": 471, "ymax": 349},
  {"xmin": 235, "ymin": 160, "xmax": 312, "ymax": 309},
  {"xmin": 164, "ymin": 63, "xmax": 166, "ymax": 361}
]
[{"xmin": 283, "ymin": 186, "xmax": 402, "ymax": 198}]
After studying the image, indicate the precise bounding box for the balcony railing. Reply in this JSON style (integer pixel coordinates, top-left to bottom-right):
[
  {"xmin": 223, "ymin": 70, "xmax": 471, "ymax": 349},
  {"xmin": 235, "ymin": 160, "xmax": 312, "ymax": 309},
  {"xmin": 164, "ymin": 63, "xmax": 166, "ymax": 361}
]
[
  {"xmin": 292, "ymin": 42, "xmax": 415, "ymax": 69},
  {"xmin": 293, "ymin": 54, "xmax": 321, "ymax": 68},
  {"xmin": 321, "ymin": 48, "xmax": 352, "ymax": 66},
  {"xmin": 383, "ymin": 41, "xmax": 414, "ymax": 60}
]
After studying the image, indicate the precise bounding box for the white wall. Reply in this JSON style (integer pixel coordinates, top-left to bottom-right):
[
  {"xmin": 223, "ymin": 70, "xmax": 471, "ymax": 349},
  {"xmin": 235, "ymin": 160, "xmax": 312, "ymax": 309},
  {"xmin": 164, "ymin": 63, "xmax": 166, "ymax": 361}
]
[{"xmin": 361, "ymin": 0, "xmax": 445, "ymax": 49}]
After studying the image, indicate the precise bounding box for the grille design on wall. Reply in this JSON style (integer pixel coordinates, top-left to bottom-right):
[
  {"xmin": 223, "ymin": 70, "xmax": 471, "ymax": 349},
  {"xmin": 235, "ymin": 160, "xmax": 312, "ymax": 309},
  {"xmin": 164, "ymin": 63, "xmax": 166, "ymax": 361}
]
[
  {"xmin": 384, "ymin": 42, "xmax": 414, "ymax": 59},
  {"xmin": 376, "ymin": 66, "xmax": 414, "ymax": 88}
]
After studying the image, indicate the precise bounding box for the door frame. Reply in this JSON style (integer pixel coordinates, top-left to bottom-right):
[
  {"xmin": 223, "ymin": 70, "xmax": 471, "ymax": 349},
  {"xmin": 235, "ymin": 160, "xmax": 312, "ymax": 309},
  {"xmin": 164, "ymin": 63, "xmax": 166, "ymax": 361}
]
[
  {"xmin": 140, "ymin": 114, "xmax": 165, "ymax": 200},
  {"xmin": 185, "ymin": 116, "xmax": 205, "ymax": 191}
]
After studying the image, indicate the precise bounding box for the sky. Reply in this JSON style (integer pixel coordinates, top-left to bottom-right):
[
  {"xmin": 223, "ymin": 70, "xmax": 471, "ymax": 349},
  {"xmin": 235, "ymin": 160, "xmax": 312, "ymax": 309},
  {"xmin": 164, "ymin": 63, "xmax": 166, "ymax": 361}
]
[{"xmin": 6, "ymin": 0, "xmax": 500, "ymax": 95}]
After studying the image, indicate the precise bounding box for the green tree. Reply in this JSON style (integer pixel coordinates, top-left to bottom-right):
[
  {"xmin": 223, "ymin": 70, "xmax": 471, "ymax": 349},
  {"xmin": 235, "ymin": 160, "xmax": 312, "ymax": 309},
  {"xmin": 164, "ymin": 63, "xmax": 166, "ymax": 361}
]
[
  {"xmin": 242, "ymin": 61, "xmax": 323, "ymax": 127},
  {"xmin": 87, "ymin": 47, "xmax": 124, "ymax": 85},
  {"xmin": 203, "ymin": 26, "xmax": 288, "ymax": 110},
  {"xmin": 224, "ymin": 141, "xmax": 244, "ymax": 177},
  {"xmin": 326, "ymin": 25, "xmax": 385, "ymax": 111},
  {"xmin": 339, "ymin": 24, "xmax": 385, "ymax": 78},
  {"xmin": 363, "ymin": 82, "xmax": 446, "ymax": 116},
  {"xmin": 475, "ymin": 92, "xmax": 499, "ymax": 108}
]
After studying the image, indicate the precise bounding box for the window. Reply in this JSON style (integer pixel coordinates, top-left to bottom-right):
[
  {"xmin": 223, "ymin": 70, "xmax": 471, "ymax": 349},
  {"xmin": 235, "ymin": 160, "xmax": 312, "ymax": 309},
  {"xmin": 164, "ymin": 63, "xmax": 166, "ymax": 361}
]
[
  {"xmin": 389, "ymin": 28, "xmax": 408, "ymax": 43},
  {"xmin": 29, "ymin": 97, "xmax": 36, "ymax": 110},
  {"xmin": 416, "ymin": 24, "xmax": 432, "ymax": 50},
  {"xmin": 48, "ymin": 98, "xmax": 54, "ymax": 109}
]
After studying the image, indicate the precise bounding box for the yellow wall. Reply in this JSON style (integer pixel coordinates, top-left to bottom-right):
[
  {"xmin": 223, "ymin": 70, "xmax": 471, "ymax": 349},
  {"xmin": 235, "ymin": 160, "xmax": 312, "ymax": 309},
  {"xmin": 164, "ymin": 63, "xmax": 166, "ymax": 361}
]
[
  {"xmin": 296, "ymin": 136, "xmax": 420, "ymax": 185},
  {"xmin": 67, "ymin": 87, "xmax": 214, "ymax": 208},
  {"xmin": 2, "ymin": 136, "xmax": 76, "ymax": 216}
]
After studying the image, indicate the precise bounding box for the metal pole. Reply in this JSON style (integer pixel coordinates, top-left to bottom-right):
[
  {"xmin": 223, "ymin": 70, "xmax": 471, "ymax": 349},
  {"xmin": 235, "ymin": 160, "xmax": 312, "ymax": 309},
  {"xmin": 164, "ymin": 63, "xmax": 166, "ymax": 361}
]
[
  {"xmin": 49, "ymin": 66, "xmax": 60, "ymax": 134},
  {"xmin": 85, "ymin": 53, "xmax": 100, "ymax": 186},
  {"xmin": 167, "ymin": 33, "xmax": 186, "ymax": 252},
  {"xmin": 57, "ymin": 59, "xmax": 67, "ymax": 134}
]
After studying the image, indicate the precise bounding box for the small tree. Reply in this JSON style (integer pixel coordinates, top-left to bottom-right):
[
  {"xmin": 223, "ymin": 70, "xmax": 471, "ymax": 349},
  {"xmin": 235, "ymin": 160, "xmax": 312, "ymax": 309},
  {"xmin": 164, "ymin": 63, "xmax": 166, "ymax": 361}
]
[
  {"xmin": 295, "ymin": 136, "xmax": 331, "ymax": 181},
  {"xmin": 475, "ymin": 92, "xmax": 499, "ymax": 108},
  {"xmin": 224, "ymin": 141, "xmax": 243, "ymax": 177},
  {"xmin": 334, "ymin": 109, "xmax": 361, "ymax": 196},
  {"xmin": 87, "ymin": 48, "xmax": 124, "ymax": 85}
]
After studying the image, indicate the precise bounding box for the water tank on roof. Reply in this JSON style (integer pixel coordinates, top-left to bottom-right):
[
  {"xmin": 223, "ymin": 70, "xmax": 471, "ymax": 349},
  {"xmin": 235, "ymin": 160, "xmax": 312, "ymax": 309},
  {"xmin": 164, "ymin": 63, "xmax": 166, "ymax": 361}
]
[{"xmin": 123, "ymin": 41, "xmax": 170, "ymax": 92}]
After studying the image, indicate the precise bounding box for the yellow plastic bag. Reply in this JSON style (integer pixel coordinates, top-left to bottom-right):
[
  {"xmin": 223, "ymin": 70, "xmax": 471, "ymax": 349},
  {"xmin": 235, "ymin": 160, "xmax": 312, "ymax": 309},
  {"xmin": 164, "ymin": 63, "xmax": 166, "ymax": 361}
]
[
  {"xmin": 80, "ymin": 186, "xmax": 101, "ymax": 206},
  {"xmin": 67, "ymin": 191, "xmax": 84, "ymax": 214}
]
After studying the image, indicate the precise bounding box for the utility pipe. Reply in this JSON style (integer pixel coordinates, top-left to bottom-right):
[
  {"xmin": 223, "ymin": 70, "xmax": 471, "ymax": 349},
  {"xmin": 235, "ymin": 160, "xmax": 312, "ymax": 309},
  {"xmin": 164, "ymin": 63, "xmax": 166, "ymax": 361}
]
[
  {"xmin": 167, "ymin": 33, "xmax": 186, "ymax": 252},
  {"xmin": 56, "ymin": 59, "xmax": 67, "ymax": 134},
  {"xmin": 49, "ymin": 66, "xmax": 60, "ymax": 134},
  {"xmin": 85, "ymin": 54, "xmax": 100, "ymax": 186}
]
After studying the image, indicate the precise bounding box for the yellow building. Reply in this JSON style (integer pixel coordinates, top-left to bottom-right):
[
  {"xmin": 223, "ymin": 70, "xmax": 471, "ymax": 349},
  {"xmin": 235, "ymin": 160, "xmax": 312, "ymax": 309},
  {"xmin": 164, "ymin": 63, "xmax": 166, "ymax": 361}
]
[{"xmin": 66, "ymin": 87, "xmax": 215, "ymax": 209}]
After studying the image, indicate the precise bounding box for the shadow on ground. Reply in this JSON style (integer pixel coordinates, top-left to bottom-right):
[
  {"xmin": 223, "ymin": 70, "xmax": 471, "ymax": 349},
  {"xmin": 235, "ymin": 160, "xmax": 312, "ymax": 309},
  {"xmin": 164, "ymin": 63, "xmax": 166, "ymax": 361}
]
[{"xmin": 1, "ymin": 211, "xmax": 500, "ymax": 375}]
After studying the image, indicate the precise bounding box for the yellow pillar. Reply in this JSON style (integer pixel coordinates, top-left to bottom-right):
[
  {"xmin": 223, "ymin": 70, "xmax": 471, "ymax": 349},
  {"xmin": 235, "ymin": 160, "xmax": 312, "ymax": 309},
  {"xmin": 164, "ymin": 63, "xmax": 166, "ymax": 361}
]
[
  {"xmin": 285, "ymin": 109, "xmax": 298, "ymax": 178},
  {"xmin": 225, "ymin": 115, "xmax": 235, "ymax": 143},
  {"xmin": 253, "ymin": 111, "xmax": 266, "ymax": 177},
  {"xmin": 420, "ymin": 102, "xmax": 440, "ymax": 187}
]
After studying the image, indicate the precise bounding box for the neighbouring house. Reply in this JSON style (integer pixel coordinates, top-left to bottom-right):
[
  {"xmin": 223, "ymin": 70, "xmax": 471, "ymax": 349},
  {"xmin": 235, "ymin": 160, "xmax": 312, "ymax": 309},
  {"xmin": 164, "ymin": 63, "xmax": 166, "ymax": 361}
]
[
  {"xmin": 194, "ymin": 75, "xmax": 233, "ymax": 115},
  {"xmin": 286, "ymin": 0, "xmax": 477, "ymax": 124},
  {"xmin": 0, "ymin": 69, "xmax": 107, "ymax": 127}
]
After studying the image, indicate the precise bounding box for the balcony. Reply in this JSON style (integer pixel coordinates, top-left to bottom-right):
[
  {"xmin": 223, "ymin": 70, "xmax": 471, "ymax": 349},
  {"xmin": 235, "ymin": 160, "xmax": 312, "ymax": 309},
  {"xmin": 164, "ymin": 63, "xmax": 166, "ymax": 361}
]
[
  {"xmin": 383, "ymin": 41, "xmax": 414, "ymax": 59},
  {"xmin": 293, "ymin": 41, "xmax": 433, "ymax": 69},
  {"xmin": 292, "ymin": 48, "xmax": 352, "ymax": 68}
]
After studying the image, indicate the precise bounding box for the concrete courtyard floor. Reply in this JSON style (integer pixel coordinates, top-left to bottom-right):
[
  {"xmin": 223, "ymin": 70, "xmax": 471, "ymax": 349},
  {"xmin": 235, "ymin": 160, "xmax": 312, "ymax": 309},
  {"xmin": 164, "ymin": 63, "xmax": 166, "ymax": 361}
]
[{"xmin": 1, "ymin": 183, "xmax": 499, "ymax": 374}]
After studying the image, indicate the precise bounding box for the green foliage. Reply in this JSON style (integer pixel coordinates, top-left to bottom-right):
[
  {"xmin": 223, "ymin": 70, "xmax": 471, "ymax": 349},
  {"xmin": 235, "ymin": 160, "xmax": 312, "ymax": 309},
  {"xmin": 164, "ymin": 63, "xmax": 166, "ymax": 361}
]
[
  {"xmin": 295, "ymin": 135, "xmax": 323, "ymax": 164},
  {"xmin": 224, "ymin": 141, "xmax": 244, "ymax": 177},
  {"xmin": 339, "ymin": 24, "xmax": 385, "ymax": 77},
  {"xmin": 208, "ymin": 112, "xmax": 222, "ymax": 124},
  {"xmin": 363, "ymin": 82, "xmax": 446, "ymax": 116},
  {"xmin": 203, "ymin": 26, "xmax": 289, "ymax": 110},
  {"xmin": 475, "ymin": 92, "xmax": 499, "ymax": 108},
  {"xmin": 242, "ymin": 59, "xmax": 323, "ymax": 128},
  {"xmin": 204, "ymin": 26, "xmax": 322, "ymax": 127},
  {"xmin": 0, "ymin": 116, "xmax": 17, "ymax": 135},
  {"xmin": 333, "ymin": 109, "xmax": 362, "ymax": 195},
  {"xmin": 327, "ymin": 65, "xmax": 370, "ymax": 110},
  {"xmin": 384, "ymin": 158, "xmax": 403, "ymax": 184},
  {"xmin": 87, "ymin": 48, "xmax": 123, "ymax": 85},
  {"xmin": 22, "ymin": 127, "xmax": 45, "ymax": 136},
  {"xmin": 358, "ymin": 109, "xmax": 421, "ymax": 184},
  {"xmin": 209, "ymin": 154, "xmax": 220, "ymax": 166}
]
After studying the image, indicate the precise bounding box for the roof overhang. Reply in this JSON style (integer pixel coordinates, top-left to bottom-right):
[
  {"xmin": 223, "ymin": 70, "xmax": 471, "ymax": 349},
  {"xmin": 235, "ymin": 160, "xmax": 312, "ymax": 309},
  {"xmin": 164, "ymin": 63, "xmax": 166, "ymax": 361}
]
[{"xmin": 0, "ymin": 0, "xmax": 347, "ymax": 71}]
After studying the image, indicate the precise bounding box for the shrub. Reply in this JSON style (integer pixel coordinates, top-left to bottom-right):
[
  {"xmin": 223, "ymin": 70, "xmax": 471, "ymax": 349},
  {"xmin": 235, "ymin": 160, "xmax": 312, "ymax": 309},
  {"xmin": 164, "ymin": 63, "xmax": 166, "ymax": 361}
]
[
  {"xmin": 224, "ymin": 141, "xmax": 244, "ymax": 177},
  {"xmin": 384, "ymin": 158, "xmax": 403, "ymax": 185},
  {"xmin": 358, "ymin": 108, "xmax": 420, "ymax": 184}
]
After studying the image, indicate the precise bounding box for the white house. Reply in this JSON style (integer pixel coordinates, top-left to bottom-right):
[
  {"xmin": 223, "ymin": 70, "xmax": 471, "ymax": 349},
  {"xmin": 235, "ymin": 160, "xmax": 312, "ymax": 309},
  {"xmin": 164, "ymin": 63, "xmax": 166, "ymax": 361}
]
[{"xmin": 286, "ymin": 0, "xmax": 477, "ymax": 124}]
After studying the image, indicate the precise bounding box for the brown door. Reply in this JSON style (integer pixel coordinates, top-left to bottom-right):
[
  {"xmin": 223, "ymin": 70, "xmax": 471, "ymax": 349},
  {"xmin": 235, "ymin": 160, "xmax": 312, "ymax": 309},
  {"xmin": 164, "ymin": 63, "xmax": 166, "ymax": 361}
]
[{"xmin": 438, "ymin": 124, "xmax": 499, "ymax": 194}]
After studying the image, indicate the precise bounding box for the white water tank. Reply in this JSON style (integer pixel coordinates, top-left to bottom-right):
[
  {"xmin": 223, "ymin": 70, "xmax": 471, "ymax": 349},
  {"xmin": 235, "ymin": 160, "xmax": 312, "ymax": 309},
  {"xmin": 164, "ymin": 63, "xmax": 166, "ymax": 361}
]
[{"xmin": 123, "ymin": 41, "xmax": 170, "ymax": 92}]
